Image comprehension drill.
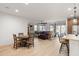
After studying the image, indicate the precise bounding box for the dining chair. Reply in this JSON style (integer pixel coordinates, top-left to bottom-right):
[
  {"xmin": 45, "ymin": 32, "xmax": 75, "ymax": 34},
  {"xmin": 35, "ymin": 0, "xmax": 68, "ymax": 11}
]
[
  {"xmin": 27, "ymin": 34, "xmax": 34, "ymax": 48},
  {"xmin": 48, "ymin": 31, "xmax": 52, "ymax": 39},
  {"xmin": 58, "ymin": 35, "xmax": 69, "ymax": 56},
  {"xmin": 13, "ymin": 34, "xmax": 21, "ymax": 49},
  {"xmin": 18, "ymin": 33, "xmax": 24, "ymax": 36}
]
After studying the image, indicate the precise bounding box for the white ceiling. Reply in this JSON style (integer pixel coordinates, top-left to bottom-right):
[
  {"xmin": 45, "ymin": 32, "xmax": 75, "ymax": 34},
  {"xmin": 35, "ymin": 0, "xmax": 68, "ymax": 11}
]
[{"xmin": 0, "ymin": 3, "xmax": 79, "ymax": 22}]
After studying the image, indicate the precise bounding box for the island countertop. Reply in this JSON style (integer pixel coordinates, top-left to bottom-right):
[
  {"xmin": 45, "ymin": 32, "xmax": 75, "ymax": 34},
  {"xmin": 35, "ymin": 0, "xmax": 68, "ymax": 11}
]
[{"xmin": 62, "ymin": 34, "xmax": 79, "ymax": 40}]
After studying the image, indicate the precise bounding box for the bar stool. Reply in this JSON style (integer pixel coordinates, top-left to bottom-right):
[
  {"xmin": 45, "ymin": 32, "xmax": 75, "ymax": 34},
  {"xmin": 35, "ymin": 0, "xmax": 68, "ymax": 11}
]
[{"xmin": 58, "ymin": 35, "xmax": 69, "ymax": 56}]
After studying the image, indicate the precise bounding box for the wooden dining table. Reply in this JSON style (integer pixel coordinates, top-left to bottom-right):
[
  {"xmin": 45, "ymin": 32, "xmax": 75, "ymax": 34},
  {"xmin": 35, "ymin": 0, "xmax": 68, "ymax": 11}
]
[
  {"xmin": 17, "ymin": 36, "xmax": 29, "ymax": 39},
  {"xmin": 17, "ymin": 35, "xmax": 29, "ymax": 47}
]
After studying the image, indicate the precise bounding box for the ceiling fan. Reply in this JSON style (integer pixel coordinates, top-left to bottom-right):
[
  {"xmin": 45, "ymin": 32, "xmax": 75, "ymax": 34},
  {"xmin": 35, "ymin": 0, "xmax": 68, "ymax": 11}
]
[{"xmin": 38, "ymin": 20, "xmax": 47, "ymax": 24}]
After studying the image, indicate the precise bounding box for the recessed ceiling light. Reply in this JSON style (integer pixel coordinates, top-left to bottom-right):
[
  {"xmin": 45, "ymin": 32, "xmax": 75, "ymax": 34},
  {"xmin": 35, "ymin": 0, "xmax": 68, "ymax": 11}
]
[
  {"xmin": 15, "ymin": 9, "xmax": 19, "ymax": 12},
  {"xmin": 25, "ymin": 3, "xmax": 29, "ymax": 5},
  {"xmin": 5, "ymin": 6, "xmax": 10, "ymax": 9},
  {"xmin": 70, "ymin": 15, "xmax": 73, "ymax": 17},
  {"xmin": 68, "ymin": 8, "xmax": 72, "ymax": 11}
]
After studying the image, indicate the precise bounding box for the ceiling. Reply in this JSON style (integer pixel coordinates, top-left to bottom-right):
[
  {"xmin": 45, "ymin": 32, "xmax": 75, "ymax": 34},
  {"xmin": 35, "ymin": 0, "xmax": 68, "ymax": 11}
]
[{"xmin": 0, "ymin": 3, "xmax": 79, "ymax": 22}]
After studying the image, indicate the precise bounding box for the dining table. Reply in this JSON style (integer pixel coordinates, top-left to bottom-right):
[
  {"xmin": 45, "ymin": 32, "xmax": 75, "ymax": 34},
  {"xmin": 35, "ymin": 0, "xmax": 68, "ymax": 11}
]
[
  {"xmin": 17, "ymin": 35, "xmax": 29, "ymax": 39},
  {"xmin": 62, "ymin": 34, "xmax": 79, "ymax": 56},
  {"xmin": 17, "ymin": 35, "xmax": 29, "ymax": 47}
]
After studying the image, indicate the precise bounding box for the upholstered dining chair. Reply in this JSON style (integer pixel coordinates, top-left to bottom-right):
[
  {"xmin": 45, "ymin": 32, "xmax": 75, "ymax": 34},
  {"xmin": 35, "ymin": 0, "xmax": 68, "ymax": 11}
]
[
  {"xmin": 13, "ymin": 34, "xmax": 21, "ymax": 49},
  {"xmin": 58, "ymin": 35, "xmax": 69, "ymax": 56}
]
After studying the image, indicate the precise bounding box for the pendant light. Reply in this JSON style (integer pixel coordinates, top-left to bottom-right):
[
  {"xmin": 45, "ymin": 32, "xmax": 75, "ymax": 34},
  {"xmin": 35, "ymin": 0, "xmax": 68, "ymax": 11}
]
[{"xmin": 73, "ymin": 3, "xmax": 77, "ymax": 24}]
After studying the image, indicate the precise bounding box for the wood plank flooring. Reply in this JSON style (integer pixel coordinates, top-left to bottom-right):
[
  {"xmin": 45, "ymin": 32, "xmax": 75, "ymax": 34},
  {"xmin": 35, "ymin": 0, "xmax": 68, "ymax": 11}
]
[{"xmin": 0, "ymin": 37, "xmax": 68, "ymax": 56}]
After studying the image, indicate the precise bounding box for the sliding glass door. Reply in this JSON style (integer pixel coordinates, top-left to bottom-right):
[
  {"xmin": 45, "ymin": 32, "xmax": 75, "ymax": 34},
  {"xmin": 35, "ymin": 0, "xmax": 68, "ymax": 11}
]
[{"xmin": 56, "ymin": 25, "xmax": 66, "ymax": 36}]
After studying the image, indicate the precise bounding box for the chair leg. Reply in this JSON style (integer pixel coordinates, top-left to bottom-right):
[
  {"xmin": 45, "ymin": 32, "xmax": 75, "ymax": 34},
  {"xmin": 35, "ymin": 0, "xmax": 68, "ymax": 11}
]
[
  {"xmin": 59, "ymin": 43, "xmax": 63, "ymax": 53},
  {"xmin": 27, "ymin": 43, "xmax": 30, "ymax": 48},
  {"xmin": 13, "ymin": 43, "xmax": 17, "ymax": 49},
  {"xmin": 66, "ymin": 44, "xmax": 69, "ymax": 56},
  {"xmin": 14, "ymin": 42, "xmax": 17, "ymax": 49},
  {"xmin": 15, "ymin": 44, "xmax": 17, "ymax": 49},
  {"xmin": 13, "ymin": 44, "xmax": 15, "ymax": 48},
  {"xmin": 33, "ymin": 44, "xmax": 34, "ymax": 48},
  {"xmin": 33, "ymin": 42, "xmax": 34, "ymax": 48}
]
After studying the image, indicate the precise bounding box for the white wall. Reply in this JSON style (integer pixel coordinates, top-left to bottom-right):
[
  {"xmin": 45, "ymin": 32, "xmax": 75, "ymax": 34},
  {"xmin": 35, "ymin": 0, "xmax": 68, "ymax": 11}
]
[{"xmin": 0, "ymin": 12, "xmax": 28, "ymax": 45}]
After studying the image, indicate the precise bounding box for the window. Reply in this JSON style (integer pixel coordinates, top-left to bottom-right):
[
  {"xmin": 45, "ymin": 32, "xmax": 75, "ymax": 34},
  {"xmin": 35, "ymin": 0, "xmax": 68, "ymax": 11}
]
[
  {"xmin": 39, "ymin": 25, "xmax": 43, "ymax": 31},
  {"xmin": 34, "ymin": 25, "xmax": 37, "ymax": 31},
  {"xmin": 56, "ymin": 25, "xmax": 66, "ymax": 36},
  {"xmin": 50, "ymin": 25, "xmax": 54, "ymax": 31},
  {"xmin": 73, "ymin": 25, "xmax": 77, "ymax": 34},
  {"xmin": 61, "ymin": 25, "xmax": 66, "ymax": 34},
  {"xmin": 56, "ymin": 25, "xmax": 61, "ymax": 35},
  {"xmin": 39, "ymin": 25, "xmax": 46, "ymax": 31}
]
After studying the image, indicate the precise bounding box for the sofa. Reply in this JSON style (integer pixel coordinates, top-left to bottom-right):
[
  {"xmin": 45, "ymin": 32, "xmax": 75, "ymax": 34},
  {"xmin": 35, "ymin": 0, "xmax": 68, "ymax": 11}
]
[{"xmin": 38, "ymin": 31, "xmax": 51, "ymax": 40}]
